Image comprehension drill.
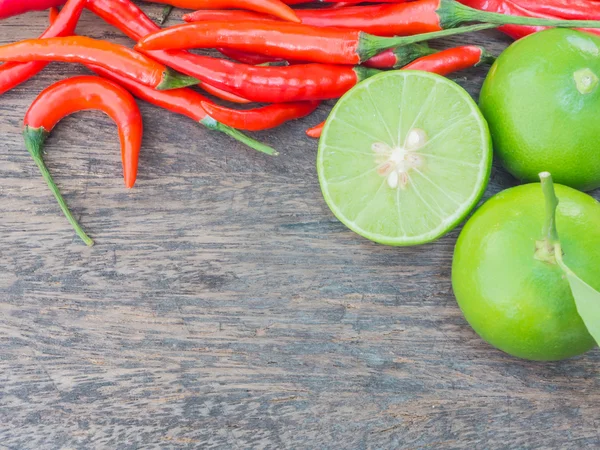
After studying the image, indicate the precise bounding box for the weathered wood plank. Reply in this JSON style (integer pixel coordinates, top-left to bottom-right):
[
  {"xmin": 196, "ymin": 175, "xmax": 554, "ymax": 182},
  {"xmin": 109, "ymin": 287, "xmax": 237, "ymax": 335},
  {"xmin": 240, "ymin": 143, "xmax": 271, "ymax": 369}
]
[{"xmin": 0, "ymin": 4, "xmax": 598, "ymax": 449}]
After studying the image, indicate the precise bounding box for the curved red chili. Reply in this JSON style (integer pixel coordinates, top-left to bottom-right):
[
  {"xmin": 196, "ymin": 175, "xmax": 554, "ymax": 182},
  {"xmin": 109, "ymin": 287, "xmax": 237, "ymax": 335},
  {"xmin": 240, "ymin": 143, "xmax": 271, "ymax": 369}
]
[
  {"xmin": 306, "ymin": 120, "xmax": 325, "ymax": 139},
  {"xmin": 200, "ymin": 101, "xmax": 320, "ymax": 131},
  {"xmin": 403, "ymin": 45, "xmax": 495, "ymax": 74},
  {"xmin": 89, "ymin": 65, "xmax": 276, "ymax": 155},
  {"xmin": 0, "ymin": 36, "xmax": 198, "ymax": 90},
  {"xmin": 136, "ymin": 20, "xmax": 497, "ymax": 64},
  {"xmin": 145, "ymin": 0, "xmax": 300, "ymax": 23},
  {"xmin": 23, "ymin": 76, "xmax": 144, "ymax": 246},
  {"xmin": 0, "ymin": 0, "xmax": 85, "ymax": 96}
]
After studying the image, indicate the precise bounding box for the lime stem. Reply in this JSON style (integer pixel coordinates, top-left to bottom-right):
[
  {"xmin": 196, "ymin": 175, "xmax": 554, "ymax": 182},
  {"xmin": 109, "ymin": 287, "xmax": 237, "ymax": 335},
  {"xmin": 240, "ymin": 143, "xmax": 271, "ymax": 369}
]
[
  {"xmin": 443, "ymin": 0, "xmax": 600, "ymax": 29},
  {"xmin": 31, "ymin": 154, "xmax": 94, "ymax": 247},
  {"xmin": 540, "ymin": 172, "xmax": 560, "ymax": 247}
]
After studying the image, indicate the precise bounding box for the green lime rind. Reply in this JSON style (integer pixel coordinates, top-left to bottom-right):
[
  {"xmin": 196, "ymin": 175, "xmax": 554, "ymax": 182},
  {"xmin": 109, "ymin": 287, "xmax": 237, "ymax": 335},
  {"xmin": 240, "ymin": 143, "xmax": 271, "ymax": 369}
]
[{"xmin": 317, "ymin": 70, "xmax": 492, "ymax": 246}]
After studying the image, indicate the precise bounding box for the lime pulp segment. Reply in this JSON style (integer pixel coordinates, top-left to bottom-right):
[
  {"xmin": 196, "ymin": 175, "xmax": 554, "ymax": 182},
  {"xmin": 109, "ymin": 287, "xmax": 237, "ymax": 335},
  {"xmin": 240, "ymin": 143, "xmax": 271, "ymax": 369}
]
[{"xmin": 317, "ymin": 71, "xmax": 492, "ymax": 246}]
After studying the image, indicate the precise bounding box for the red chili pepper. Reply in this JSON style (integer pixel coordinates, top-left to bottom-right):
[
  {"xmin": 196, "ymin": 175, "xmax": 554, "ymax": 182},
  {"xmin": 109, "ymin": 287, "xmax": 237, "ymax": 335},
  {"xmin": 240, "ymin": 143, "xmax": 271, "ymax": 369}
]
[
  {"xmin": 291, "ymin": 0, "xmax": 600, "ymax": 36},
  {"xmin": 136, "ymin": 21, "xmax": 498, "ymax": 65},
  {"xmin": 88, "ymin": 0, "xmax": 379, "ymax": 102},
  {"xmin": 23, "ymin": 76, "xmax": 144, "ymax": 246},
  {"xmin": 363, "ymin": 44, "xmax": 436, "ymax": 70},
  {"xmin": 195, "ymin": 61, "xmax": 377, "ymax": 103},
  {"xmin": 0, "ymin": 0, "xmax": 85, "ymax": 96},
  {"xmin": 199, "ymin": 101, "xmax": 319, "ymax": 131},
  {"xmin": 403, "ymin": 45, "xmax": 495, "ymax": 74},
  {"xmin": 89, "ymin": 65, "xmax": 276, "ymax": 155},
  {"xmin": 158, "ymin": 53, "xmax": 380, "ymax": 102},
  {"xmin": 509, "ymin": 0, "xmax": 600, "ymax": 21},
  {"xmin": 0, "ymin": 36, "xmax": 198, "ymax": 90},
  {"xmin": 306, "ymin": 120, "xmax": 324, "ymax": 139},
  {"xmin": 145, "ymin": 0, "xmax": 300, "ymax": 23},
  {"xmin": 0, "ymin": 0, "xmax": 66, "ymax": 19}
]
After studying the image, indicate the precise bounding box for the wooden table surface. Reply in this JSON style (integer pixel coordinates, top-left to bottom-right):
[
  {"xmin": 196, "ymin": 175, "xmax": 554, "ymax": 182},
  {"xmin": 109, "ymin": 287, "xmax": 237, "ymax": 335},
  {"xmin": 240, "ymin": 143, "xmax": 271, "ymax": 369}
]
[{"xmin": 0, "ymin": 4, "xmax": 599, "ymax": 449}]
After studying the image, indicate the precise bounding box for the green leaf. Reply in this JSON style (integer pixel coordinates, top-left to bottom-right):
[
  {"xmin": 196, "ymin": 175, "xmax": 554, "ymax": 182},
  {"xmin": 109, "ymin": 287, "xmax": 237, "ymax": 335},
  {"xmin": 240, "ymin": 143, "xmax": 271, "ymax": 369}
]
[{"xmin": 557, "ymin": 250, "xmax": 600, "ymax": 346}]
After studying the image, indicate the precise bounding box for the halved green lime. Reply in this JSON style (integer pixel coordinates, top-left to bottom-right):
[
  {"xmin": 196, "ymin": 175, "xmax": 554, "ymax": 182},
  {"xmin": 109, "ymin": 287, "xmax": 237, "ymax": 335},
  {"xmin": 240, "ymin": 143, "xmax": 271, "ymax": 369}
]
[{"xmin": 317, "ymin": 70, "xmax": 492, "ymax": 246}]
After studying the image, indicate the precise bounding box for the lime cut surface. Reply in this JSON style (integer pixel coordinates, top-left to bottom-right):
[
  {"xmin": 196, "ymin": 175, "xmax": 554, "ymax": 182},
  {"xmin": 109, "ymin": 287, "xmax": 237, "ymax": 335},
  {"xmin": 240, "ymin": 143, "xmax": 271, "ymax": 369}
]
[{"xmin": 317, "ymin": 71, "xmax": 492, "ymax": 246}]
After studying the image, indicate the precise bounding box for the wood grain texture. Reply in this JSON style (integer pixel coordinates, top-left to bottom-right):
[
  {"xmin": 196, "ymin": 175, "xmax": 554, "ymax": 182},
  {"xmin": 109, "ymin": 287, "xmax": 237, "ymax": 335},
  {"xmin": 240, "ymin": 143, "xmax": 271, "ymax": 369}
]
[{"xmin": 0, "ymin": 4, "xmax": 599, "ymax": 449}]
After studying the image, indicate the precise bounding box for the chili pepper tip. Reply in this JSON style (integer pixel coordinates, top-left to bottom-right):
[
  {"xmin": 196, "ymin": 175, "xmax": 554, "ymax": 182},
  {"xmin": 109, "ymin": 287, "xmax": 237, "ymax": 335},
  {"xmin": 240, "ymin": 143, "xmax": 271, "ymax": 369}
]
[{"xmin": 306, "ymin": 120, "xmax": 324, "ymax": 139}]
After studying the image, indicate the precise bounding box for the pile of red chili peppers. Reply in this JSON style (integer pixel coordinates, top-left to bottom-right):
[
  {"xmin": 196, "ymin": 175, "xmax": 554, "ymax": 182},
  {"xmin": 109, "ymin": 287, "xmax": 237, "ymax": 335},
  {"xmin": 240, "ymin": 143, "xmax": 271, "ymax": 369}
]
[{"xmin": 3, "ymin": 0, "xmax": 600, "ymax": 246}]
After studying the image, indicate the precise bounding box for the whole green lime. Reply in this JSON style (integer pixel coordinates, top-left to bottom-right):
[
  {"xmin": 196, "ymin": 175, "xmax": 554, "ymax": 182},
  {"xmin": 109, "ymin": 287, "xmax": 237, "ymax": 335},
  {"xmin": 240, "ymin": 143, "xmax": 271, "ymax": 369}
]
[
  {"xmin": 452, "ymin": 182, "xmax": 600, "ymax": 361},
  {"xmin": 480, "ymin": 29, "xmax": 600, "ymax": 191}
]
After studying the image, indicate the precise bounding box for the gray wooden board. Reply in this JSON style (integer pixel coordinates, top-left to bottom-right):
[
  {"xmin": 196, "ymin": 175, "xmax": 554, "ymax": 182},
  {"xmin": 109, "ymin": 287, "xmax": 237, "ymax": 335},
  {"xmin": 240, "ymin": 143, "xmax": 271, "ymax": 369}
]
[{"xmin": 0, "ymin": 3, "xmax": 599, "ymax": 449}]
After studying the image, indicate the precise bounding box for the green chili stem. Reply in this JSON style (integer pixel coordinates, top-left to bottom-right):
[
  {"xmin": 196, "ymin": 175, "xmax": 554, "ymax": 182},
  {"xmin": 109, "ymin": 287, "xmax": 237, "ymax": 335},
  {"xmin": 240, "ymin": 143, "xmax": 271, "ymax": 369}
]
[
  {"xmin": 392, "ymin": 44, "xmax": 437, "ymax": 69},
  {"xmin": 200, "ymin": 116, "xmax": 278, "ymax": 156},
  {"xmin": 477, "ymin": 47, "xmax": 496, "ymax": 66},
  {"xmin": 157, "ymin": 68, "xmax": 200, "ymax": 90},
  {"xmin": 360, "ymin": 23, "xmax": 497, "ymax": 61},
  {"xmin": 160, "ymin": 5, "xmax": 173, "ymax": 25},
  {"xmin": 31, "ymin": 154, "xmax": 94, "ymax": 247}
]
